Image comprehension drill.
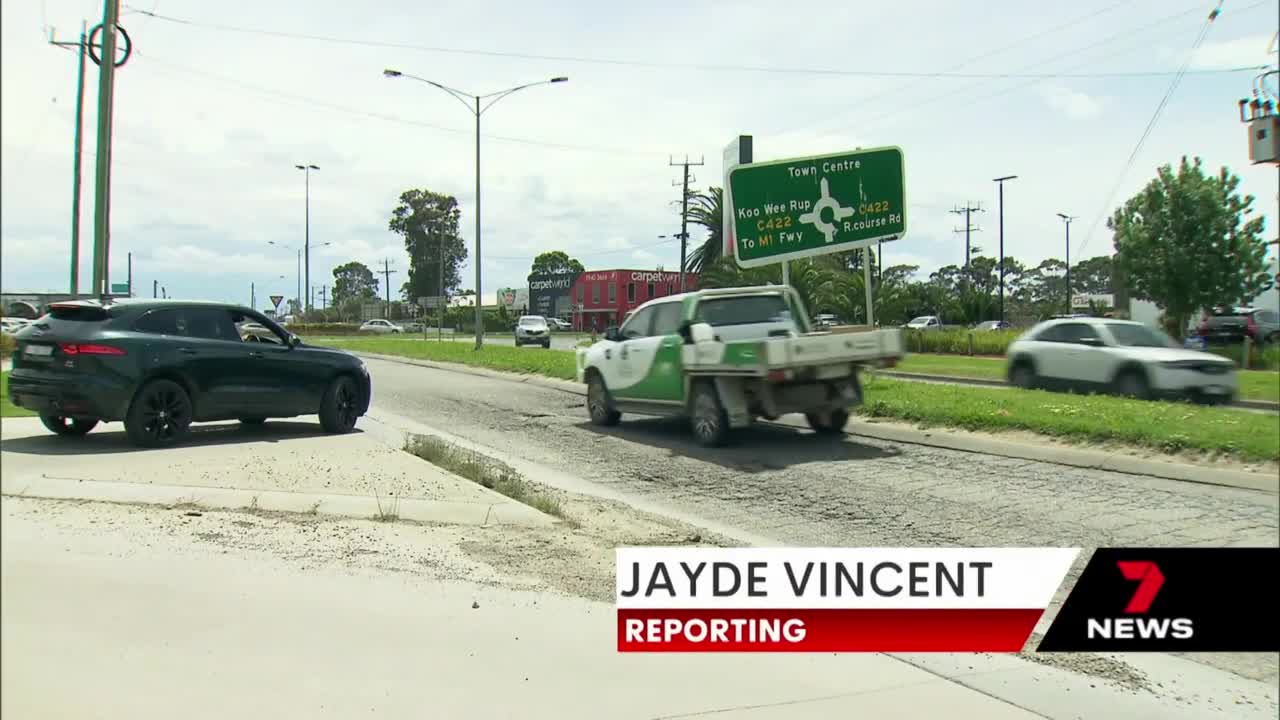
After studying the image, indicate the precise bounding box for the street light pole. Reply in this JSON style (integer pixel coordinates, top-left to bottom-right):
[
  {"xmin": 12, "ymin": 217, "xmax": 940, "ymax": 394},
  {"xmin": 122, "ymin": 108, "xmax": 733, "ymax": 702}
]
[
  {"xmin": 383, "ymin": 69, "xmax": 567, "ymax": 350},
  {"xmin": 295, "ymin": 164, "xmax": 319, "ymax": 312},
  {"xmin": 1057, "ymin": 213, "xmax": 1076, "ymax": 314},
  {"xmin": 993, "ymin": 175, "xmax": 1018, "ymax": 324}
]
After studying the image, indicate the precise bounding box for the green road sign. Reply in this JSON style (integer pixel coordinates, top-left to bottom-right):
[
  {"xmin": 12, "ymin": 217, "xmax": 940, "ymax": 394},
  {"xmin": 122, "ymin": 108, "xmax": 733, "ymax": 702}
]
[
  {"xmin": 110, "ymin": 282, "xmax": 129, "ymax": 293},
  {"xmin": 728, "ymin": 146, "xmax": 905, "ymax": 268}
]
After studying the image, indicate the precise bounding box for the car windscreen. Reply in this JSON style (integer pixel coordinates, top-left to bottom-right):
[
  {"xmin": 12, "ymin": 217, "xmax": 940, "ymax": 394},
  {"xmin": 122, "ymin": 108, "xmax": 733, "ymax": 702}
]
[
  {"xmin": 695, "ymin": 295, "xmax": 792, "ymax": 327},
  {"xmin": 908, "ymin": 316, "xmax": 931, "ymax": 324},
  {"xmin": 518, "ymin": 317, "xmax": 545, "ymax": 326},
  {"xmin": 1106, "ymin": 323, "xmax": 1176, "ymax": 348}
]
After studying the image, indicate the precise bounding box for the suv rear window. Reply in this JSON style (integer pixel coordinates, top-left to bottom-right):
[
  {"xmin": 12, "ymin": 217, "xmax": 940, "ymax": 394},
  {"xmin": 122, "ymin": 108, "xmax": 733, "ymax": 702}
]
[{"xmin": 695, "ymin": 295, "xmax": 791, "ymax": 327}]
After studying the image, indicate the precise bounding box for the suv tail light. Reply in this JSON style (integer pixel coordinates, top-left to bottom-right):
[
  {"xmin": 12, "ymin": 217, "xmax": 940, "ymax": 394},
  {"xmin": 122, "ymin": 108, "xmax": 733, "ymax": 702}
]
[{"xmin": 61, "ymin": 343, "xmax": 126, "ymax": 356}]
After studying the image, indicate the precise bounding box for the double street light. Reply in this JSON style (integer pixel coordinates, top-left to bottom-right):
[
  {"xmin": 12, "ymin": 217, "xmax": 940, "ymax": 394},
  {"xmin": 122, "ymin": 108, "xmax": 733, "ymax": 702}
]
[
  {"xmin": 295, "ymin": 164, "xmax": 320, "ymax": 311},
  {"xmin": 383, "ymin": 68, "xmax": 568, "ymax": 349}
]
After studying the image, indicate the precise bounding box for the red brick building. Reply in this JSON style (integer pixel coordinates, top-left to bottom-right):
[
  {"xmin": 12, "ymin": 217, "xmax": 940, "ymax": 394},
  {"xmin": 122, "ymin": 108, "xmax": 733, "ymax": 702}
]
[{"xmin": 566, "ymin": 269, "xmax": 698, "ymax": 331}]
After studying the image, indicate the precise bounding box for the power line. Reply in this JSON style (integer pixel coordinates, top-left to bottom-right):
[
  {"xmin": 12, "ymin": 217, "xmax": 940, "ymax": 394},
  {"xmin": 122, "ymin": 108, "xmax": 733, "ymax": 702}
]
[
  {"xmin": 800, "ymin": 1, "xmax": 1266, "ymax": 140},
  {"xmin": 130, "ymin": 50, "xmax": 668, "ymax": 158},
  {"xmin": 124, "ymin": 6, "xmax": 1258, "ymax": 81},
  {"xmin": 1074, "ymin": 0, "xmax": 1226, "ymax": 259}
]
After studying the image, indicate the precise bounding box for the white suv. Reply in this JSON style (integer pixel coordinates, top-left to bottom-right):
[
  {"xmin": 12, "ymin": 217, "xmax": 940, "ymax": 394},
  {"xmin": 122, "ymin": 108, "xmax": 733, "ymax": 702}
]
[{"xmin": 1006, "ymin": 318, "xmax": 1237, "ymax": 403}]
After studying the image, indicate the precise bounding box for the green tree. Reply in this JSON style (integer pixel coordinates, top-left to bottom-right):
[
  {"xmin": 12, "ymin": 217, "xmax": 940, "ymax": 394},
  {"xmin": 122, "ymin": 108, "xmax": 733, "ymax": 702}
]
[
  {"xmin": 528, "ymin": 250, "xmax": 584, "ymax": 277},
  {"xmin": 684, "ymin": 187, "xmax": 724, "ymax": 273},
  {"xmin": 1109, "ymin": 157, "xmax": 1269, "ymax": 337},
  {"xmin": 1071, "ymin": 255, "xmax": 1113, "ymax": 294},
  {"xmin": 388, "ymin": 189, "xmax": 468, "ymax": 303},
  {"xmin": 332, "ymin": 261, "xmax": 379, "ymax": 306}
]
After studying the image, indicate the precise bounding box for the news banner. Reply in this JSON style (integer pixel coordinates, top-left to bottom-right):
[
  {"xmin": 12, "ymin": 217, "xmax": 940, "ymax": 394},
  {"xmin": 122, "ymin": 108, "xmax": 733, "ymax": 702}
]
[{"xmin": 615, "ymin": 547, "xmax": 1278, "ymax": 653}]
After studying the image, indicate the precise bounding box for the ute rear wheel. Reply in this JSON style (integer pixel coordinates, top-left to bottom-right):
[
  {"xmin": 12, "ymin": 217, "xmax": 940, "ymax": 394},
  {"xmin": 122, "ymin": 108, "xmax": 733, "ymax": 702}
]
[
  {"xmin": 125, "ymin": 379, "xmax": 193, "ymax": 448},
  {"xmin": 40, "ymin": 415, "xmax": 99, "ymax": 437},
  {"xmin": 805, "ymin": 409, "xmax": 849, "ymax": 435},
  {"xmin": 690, "ymin": 382, "xmax": 730, "ymax": 447}
]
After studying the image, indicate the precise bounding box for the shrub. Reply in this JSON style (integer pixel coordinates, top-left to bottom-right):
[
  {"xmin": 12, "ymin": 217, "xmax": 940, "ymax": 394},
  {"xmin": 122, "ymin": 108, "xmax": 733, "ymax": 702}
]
[
  {"xmin": 0, "ymin": 333, "xmax": 15, "ymax": 359},
  {"xmin": 901, "ymin": 329, "xmax": 1019, "ymax": 356}
]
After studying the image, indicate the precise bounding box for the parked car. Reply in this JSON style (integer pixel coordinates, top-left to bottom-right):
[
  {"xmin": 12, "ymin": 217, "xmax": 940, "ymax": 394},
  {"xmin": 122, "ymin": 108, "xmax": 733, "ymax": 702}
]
[
  {"xmin": 813, "ymin": 314, "xmax": 846, "ymax": 329},
  {"xmin": 973, "ymin": 320, "xmax": 1011, "ymax": 332},
  {"xmin": 906, "ymin": 315, "xmax": 943, "ymax": 331},
  {"xmin": 402, "ymin": 321, "xmax": 425, "ymax": 333},
  {"xmin": 515, "ymin": 315, "xmax": 551, "ymax": 348},
  {"xmin": 2, "ymin": 317, "xmax": 32, "ymax": 334},
  {"xmin": 547, "ymin": 318, "xmax": 572, "ymax": 331},
  {"xmin": 6, "ymin": 300, "xmax": 372, "ymax": 447},
  {"xmin": 359, "ymin": 319, "xmax": 403, "ymax": 334},
  {"xmin": 1196, "ymin": 307, "xmax": 1280, "ymax": 346},
  {"xmin": 1005, "ymin": 317, "xmax": 1237, "ymax": 403}
]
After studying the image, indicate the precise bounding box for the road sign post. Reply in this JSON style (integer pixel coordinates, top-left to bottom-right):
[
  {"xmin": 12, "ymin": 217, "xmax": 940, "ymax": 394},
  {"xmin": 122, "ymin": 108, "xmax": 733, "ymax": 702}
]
[{"xmin": 728, "ymin": 146, "xmax": 906, "ymax": 269}]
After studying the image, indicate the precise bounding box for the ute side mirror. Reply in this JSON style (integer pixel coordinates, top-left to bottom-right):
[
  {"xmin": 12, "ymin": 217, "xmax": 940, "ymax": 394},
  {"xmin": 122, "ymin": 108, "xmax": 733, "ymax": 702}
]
[
  {"xmin": 689, "ymin": 322, "xmax": 715, "ymax": 344},
  {"xmin": 604, "ymin": 326, "xmax": 623, "ymax": 342}
]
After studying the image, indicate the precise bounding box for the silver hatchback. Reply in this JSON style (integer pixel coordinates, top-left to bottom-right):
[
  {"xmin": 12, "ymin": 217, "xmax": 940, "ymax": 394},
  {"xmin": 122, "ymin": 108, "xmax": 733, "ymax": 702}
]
[{"xmin": 515, "ymin": 315, "xmax": 551, "ymax": 348}]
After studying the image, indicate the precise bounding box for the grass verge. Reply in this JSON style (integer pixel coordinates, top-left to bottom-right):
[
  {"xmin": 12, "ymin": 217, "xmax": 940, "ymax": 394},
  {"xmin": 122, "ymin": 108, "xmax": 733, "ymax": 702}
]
[
  {"xmin": 896, "ymin": 354, "xmax": 1280, "ymax": 404},
  {"xmin": 339, "ymin": 338, "xmax": 1278, "ymax": 462},
  {"xmin": 1, "ymin": 372, "xmax": 36, "ymax": 418},
  {"xmin": 405, "ymin": 433, "xmax": 567, "ymax": 519},
  {"xmin": 321, "ymin": 337, "xmax": 577, "ymax": 380},
  {"xmin": 859, "ymin": 375, "xmax": 1279, "ymax": 462}
]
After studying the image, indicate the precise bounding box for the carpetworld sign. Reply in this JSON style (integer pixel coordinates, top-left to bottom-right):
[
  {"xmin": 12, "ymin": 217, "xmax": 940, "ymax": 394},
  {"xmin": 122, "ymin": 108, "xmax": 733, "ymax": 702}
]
[{"xmin": 728, "ymin": 146, "xmax": 906, "ymax": 268}]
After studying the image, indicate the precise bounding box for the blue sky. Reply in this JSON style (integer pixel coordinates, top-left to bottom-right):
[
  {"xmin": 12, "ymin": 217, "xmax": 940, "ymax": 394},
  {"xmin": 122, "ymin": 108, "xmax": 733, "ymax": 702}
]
[{"xmin": 2, "ymin": 0, "xmax": 1277, "ymax": 309}]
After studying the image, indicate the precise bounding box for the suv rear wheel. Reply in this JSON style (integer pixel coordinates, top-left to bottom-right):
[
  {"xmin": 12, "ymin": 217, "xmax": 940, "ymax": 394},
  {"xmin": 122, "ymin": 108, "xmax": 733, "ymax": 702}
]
[
  {"xmin": 40, "ymin": 415, "xmax": 99, "ymax": 437},
  {"xmin": 1114, "ymin": 368, "xmax": 1151, "ymax": 400},
  {"xmin": 125, "ymin": 379, "xmax": 193, "ymax": 448}
]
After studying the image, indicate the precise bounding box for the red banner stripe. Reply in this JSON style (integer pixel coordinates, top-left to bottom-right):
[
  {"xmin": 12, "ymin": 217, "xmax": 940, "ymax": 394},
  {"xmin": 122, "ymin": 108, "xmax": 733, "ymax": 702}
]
[{"xmin": 618, "ymin": 608, "xmax": 1043, "ymax": 652}]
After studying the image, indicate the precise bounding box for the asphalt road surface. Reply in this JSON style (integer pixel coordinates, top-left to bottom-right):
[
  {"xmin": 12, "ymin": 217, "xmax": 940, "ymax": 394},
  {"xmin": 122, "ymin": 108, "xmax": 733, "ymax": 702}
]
[{"xmin": 361, "ymin": 356, "xmax": 1279, "ymax": 688}]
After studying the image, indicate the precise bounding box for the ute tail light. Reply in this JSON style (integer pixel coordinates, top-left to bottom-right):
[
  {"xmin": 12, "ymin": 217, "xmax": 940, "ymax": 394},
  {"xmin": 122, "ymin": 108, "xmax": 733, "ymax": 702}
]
[{"xmin": 60, "ymin": 343, "xmax": 126, "ymax": 356}]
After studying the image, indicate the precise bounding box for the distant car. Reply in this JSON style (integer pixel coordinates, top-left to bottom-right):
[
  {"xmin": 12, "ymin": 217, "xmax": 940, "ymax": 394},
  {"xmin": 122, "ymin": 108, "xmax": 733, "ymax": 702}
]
[
  {"xmin": 547, "ymin": 318, "xmax": 572, "ymax": 331},
  {"xmin": 515, "ymin": 315, "xmax": 551, "ymax": 348},
  {"xmin": 906, "ymin": 315, "xmax": 943, "ymax": 331},
  {"xmin": 973, "ymin": 320, "xmax": 1011, "ymax": 332},
  {"xmin": 1196, "ymin": 307, "xmax": 1280, "ymax": 346},
  {"xmin": 2, "ymin": 317, "xmax": 32, "ymax": 334},
  {"xmin": 359, "ymin": 319, "xmax": 402, "ymax": 334},
  {"xmin": 401, "ymin": 321, "xmax": 425, "ymax": 333},
  {"xmin": 1005, "ymin": 318, "xmax": 1237, "ymax": 403},
  {"xmin": 813, "ymin": 314, "xmax": 846, "ymax": 329},
  {"xmin": 7, "ymin": 300, "xmax": 371, "ymax": 447}
]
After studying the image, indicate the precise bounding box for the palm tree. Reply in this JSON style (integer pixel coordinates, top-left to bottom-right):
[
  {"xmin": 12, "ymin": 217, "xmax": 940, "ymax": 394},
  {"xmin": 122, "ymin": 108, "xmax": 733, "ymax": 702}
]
[{"xmin": 684, "ymin": 187, "xmax": 723, "ymax": 273}]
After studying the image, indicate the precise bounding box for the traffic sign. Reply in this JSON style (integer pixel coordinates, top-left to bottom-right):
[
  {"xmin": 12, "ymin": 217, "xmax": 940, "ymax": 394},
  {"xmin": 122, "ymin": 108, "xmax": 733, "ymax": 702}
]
[
  {"xmin": 270, "ymin": 295, "xmax": 284, "ymax": 310},
  {"xmin": 727, "ymin": 146, "xmax": 906, "ymax": 268},
  {"xmin": 110, "ymin": 282, "xmax": 130, "ymax": 294}
]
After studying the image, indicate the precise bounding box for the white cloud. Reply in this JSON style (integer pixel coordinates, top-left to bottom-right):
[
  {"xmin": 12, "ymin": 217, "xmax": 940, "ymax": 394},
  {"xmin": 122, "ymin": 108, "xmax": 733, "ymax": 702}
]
[
  {"xmin": 1037, "ymin": 85, "xmax": 1103, "ymax": 119},
  {"xmin": 1189, "ymin": 35, "xmax": 1275, "ymax": 70}
]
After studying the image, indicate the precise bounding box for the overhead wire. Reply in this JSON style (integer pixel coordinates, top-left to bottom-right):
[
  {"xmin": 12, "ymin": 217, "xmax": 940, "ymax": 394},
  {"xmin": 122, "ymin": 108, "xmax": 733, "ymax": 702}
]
[
  {"xmin": 123, "ymin": 5, "xmax": 1257, "ymax": 81},
  {"xmin": 1072, "ymin": 0, "xmax": 1227, "ymax": 258}
]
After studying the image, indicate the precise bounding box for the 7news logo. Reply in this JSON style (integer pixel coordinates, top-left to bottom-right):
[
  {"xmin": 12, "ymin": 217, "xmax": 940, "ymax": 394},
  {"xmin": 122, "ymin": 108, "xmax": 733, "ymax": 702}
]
[
  {"xmin": 1084, "ymin": 560, "xmax": 1193, "ymax": 641},
  {"xmin": 1037, "ymin": 548, "xmax": 1277, "ymax": 653}
]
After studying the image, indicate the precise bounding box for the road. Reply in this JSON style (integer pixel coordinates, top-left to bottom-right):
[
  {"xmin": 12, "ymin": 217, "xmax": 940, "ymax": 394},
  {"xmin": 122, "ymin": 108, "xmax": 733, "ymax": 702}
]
[{"xmin": 361, "ymin": 356, "xmax": 1279, "ymax": 688}]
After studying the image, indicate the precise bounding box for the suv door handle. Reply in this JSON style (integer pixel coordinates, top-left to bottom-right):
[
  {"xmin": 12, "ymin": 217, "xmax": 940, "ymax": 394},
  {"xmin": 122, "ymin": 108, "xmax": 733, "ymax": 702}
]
[
  {"xmin": 248, "ymin": 350, "xmax": 265, "ymax": 359},
  {"xmin": 178, "ymin": 347, "xmax": 197, "ymax": 355}
]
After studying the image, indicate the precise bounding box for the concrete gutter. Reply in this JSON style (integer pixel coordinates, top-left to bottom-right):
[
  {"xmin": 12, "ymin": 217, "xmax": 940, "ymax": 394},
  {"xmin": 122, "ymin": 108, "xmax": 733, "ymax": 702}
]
[
  {"xmin": 880, "ymin": 369, "xmax": 1280, "ymax": 413},
  {"xmin": 356, "ymin": 351, "xmax": 1278, "ymax": 493}
]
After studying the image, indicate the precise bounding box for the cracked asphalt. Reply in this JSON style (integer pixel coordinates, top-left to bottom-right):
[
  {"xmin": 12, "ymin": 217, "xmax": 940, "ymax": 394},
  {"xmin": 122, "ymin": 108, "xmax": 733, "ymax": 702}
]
[{"xmin": 364, "ymin": 356, "xmax": 1279, "ymax": 685}]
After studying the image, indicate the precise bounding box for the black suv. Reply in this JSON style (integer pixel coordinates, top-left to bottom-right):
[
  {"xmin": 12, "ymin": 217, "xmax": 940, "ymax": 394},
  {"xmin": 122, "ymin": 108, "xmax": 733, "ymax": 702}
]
[
  {"xmin": 1197, "ymin": 307, "xmax": 1280, "ymax": 346},
  {"xmin": 7, "ymin": 300, "xmax": 372, "ymax": 447}
]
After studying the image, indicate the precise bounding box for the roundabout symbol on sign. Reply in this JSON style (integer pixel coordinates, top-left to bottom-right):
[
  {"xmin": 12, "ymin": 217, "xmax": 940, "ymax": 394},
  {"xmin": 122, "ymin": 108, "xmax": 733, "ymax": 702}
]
[{"xmin": 87, "ymin": 23, "xmax": 133, "ymax": 68}]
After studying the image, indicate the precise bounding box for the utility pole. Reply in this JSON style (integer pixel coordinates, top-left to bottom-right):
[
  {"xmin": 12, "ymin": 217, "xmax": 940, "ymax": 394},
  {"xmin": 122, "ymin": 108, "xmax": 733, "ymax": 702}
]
[
  {"xmin": 1057, "ymin": 213, "xmax": 1077, "ymax": 314},
  {"xmin": 380, "ymin": 259, "xmax": 397, "ymax": 319},
  {"xmin": 295, "ymin": 164, "xmax": 320, "ymax": 311},
  {"xmin": 50, "ymin": 21, "xmax": 89, "ymax": 296},
  {"xmin": 91, "ymin": 0, "xmax": 129, "ymax": 301},
  {"xmin": 152, "ymin": 279, "xmax": 157, "ymax": 298},
  {"xmin": 949, "ymin": 203, "xmax": 984, "ymax": 268},
  {"xmin": 251, "ymin": 282, "xmax": 256, "ymax": 310},
  {"xmin": 318, "ymin": 285, "xmax": 328, "ymax": 311},
  {"xmin": 438, "ymin": 227, "xmax": 446, "ymax": 343},
  {"xmin": 126, "ymin": 251, "xmax": 131, "ymax": 296},
  {"xmin": 670, "ymin": 155, "xmax": 705, "ymax": 291}
]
